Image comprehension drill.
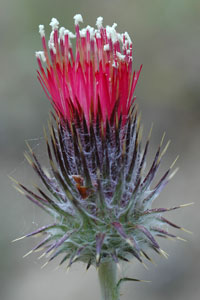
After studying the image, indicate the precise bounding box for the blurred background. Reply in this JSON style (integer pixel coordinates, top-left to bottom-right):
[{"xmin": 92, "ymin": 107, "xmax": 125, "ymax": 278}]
[{"xmin": 0, "ymin": 0, "xmax": 200, "ymax": 299}]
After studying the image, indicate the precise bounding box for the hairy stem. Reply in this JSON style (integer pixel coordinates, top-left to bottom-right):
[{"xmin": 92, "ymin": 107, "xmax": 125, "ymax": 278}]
[{"xmin": 98, "ymin": 261, "xmax": 119, "ymax": 300}]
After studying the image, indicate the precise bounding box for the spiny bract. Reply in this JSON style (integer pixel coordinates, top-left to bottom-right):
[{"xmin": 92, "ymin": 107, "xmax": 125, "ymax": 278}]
[{"xmin": 13, "ymin": 15, "xmax": 189, "ymax": 271}]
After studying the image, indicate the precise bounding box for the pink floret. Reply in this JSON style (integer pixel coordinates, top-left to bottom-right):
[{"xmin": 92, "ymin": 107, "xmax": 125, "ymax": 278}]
[{"xmin": 36, "ymin": 17, "xmax": 142, "ymax": 126}]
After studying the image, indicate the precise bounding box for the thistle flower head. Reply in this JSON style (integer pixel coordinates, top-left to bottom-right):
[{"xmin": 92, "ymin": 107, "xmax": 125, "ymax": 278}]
[
  {"xmin": 36, "ymin": 15, "xmax": 141, "ymax": 127},
  {"xmin": 14, "ymin": 15, "xmax": 189, "ymax": 272}
]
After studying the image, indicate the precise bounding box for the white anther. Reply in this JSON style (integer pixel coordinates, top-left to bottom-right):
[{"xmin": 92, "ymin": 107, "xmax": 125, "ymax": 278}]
[
  {"xmin": 59, "ymin": 27, "xmax": 66, "ymax": 41},
  {"xmin": 95, "ymin": 30, "xmax": 101, "ymax": 39},
  {"xmin": 124, "ymin": 31, "xmax": 132, "ymax": 45},
  {"xmin": 79, "ymin": 28, "xmax": 86, "ymax": 38},
  {"xmin": 106, "ymin": 25, "xmax": 118, "ymax": 44},
  {"xmin": 35, "ymin": 51, "xmax": 46, "ymax": 62},
  {"xmin": 112, "ymin": 23, "xmax": 117, "ymax": 29},
  {"xmin": 39, "ymin": 25, "xmax": 45, "ymax": 37},
  {"xmin": 116, "ymin": 51, "xmax": 125, "ymax": 61},
  {"xmin": 112, "ymin": 61, "xmax": 119, "ymax": 68},
  {"xmin": 73, "ymin": 14, "xmax": 83, "ymax": 26},
  {"xmin": 104, "ymin": 44, "xmax": 110, "ymax": 51},
  {"xmin": 49, "ymin": 18, "xmax": 59, "ymax": 30},
  {"xmin": 64, "ymin": 30, "xmax": 76, "ymax": 39},
  {"xmin": 96, "ymin": 16, "xmax": 103, "ymax": 29},
  {"xmin": 86, "ymin": 25, "xmax": 95, "ymax": 40},
  {"xmin": 48, "ymin": 40, "xmax": 56, "ymax": 54}
]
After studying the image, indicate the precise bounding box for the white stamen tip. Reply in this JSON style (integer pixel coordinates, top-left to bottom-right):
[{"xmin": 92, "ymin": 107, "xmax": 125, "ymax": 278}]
[
  {"xmin": 104, "ymin": 44, "xmax": 110, "ymax": 51},
  {"xmin": 73, "ymin": 14, "xmax": 83, "ymax": 26},
  {"xmin": 95, "ymin": 30, "xmax": 101, "ymax": 39},
  {"xmin": 86, "ymin": 25, "xmax": 95, "ymax": 40},
  {"xmin": 112, "ymin": 22, "xmax": 117, "ymax": 29},
  {"xmin": 59, "ymin": 27, "xmax": 66, "ymax": 41},
  {"xmin": 48, "ymin": 40, "xmax": 56, "ymax": 54},
  {"xmin": 116, "ymin": 51, "xmax": 126, "ymax": 61},
  {"xmin": 106, "ymin": 25, "xmax": 118, "ymax": 44},
  {"xmin": 35, "ymin": 51, "xmax": 46, "ymax": 62},
  {"xmin": 49, "ymin": 18, "xmax": 59, "ymax": 30},
  {"xmin": 80, "ymin": 28, "xmax": 87, "ymax": 38},
  {"xmin": 112, "ymin": 61, "xmax": 119, "ymax": 68},
  {"xmin": 124, "ymin": 31, "xmax": 132, "ymax": 45},
  {"xmin": 96, "ymin": 16, "xmax": 103, "ymax": 29},
  {"xmin": 64, "ymin": 30, "xmax": 76, "ymax": 39},
  {"xmin": 39, "ymin": 24, "xmax": 45, "ymax": 37}
]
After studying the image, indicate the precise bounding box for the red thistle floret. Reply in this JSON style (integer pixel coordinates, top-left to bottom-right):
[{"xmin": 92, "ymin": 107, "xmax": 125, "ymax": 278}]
[
  {"xmin": 13, "ymin": 15, "xmax": 191, "ymax": 276},
  {"xmin": 36, "ymin": 15, "xmax": 142, "ymax": 126}
]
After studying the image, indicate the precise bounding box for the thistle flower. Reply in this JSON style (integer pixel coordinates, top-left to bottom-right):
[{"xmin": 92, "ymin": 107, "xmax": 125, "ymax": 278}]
[{"xmin": 13, "ymin": 14, "xmax": 191, "ymax": 300}]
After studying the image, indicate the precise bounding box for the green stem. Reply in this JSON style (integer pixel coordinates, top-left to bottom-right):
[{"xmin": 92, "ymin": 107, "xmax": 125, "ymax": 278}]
[{"xmin": 98, "ymin": 261, "xmax": 119, "ymax": 300}]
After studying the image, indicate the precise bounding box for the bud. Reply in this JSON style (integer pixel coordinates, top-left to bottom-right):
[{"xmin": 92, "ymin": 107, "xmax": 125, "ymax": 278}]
[{"xmin": 13, "ymin": 15, "xmax": 190, "ymax": 294}]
